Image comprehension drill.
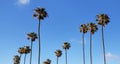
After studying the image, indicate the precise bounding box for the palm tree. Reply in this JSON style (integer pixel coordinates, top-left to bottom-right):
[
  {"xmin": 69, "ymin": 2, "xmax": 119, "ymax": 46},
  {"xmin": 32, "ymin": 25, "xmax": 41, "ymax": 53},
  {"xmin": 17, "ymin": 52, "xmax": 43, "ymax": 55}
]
[
  {"xmin": 55, "ymin": 50, "xmax": 62, "ymax": 64},
  {"xmin": 43, "ymin": 59, "xmax": 51, "ymax": 64},
  {"xmin": 62, "ymin": 42, "xmax": 70, "ymax": 64},
  {"xmin": 13, "ymin": 55, "xmax": 20, "ymax": 64},
  {"xmin": 33, "ymin": 7, "xmax": 48, "ymax": 64},
  {"xmin": 96, "ymin": 14, "xmax": 110, "ymax": 64},
  {"xmin": 23, "ymin": 46, "xmax": 31, "ymax": 64},
  {"xmin": 27, "ymin": 32, "xmax": 37, "ymax": 64},
  {"xmin": 88, "ymin": 22, "xmax": 98, "ymax": 64},
  {"xmin": 80, "ymin": 24, "xmax": 88, "ymax": 64},
  {"xmin": 18, "ymin": 47, "xmax": 24, "ymax": 64}
]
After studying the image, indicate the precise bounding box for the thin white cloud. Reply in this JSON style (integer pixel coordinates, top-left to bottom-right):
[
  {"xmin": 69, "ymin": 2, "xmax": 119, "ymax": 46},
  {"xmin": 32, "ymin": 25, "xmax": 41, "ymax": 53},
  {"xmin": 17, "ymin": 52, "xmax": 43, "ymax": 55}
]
[
  {"xmin": 69, "ymin": 39, "xmax": 82, "ymax": 44},
  {"xmin": 15, "ymin": 0, "xmax": 30, "ymax": 5},
  {"xmin": 69, "ymin": 38, "xmax": 87, "ymax": 44},
  {"xmin": 106, "ymin": 52, "xmax": 119, "ymax": 62}
]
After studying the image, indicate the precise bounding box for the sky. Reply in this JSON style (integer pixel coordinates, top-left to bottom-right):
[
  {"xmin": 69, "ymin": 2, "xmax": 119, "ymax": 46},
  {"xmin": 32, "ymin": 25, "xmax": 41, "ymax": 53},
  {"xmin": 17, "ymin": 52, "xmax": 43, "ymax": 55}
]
[{"xmin": 0, "ymin": 0, "xmax": 120, "ymax": 64}]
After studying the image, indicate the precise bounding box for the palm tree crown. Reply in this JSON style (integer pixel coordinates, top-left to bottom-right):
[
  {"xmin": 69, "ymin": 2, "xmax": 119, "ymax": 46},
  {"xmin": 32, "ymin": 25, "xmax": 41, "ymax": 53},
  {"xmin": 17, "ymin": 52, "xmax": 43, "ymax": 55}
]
[
  {"xmin": 80, "ymin": 24, "xmax": 88, "ymax": 33},
  {"xmin": 88, "ymin": 22, "xmax": 98, "ymax": 34},
  {"xmin": 23, "ymin": 46, "xmax": 31, "ymax": 54},
  {"xmin": 63, "ymin": 42, "xmax": 70, "ymax": 50},
  {"xmin": 13, "ymin": 55, "xmax": 20, "ymax": 64},
  {"xmin": 33, "ymin": 8, "xmax": 48, "ymax": 21},
  {"xmin": 43, "ymin": 59, "xmax": 51, "ymax": 64},
  {"xmin": 96, "ymin": 14, "xmax": 110, "ymax": 27},
  {"xmin": 55, "ymin": 50, "xmax": 62, "ymax": 57},
  {"xmin": 27, "ymin": 32, "xmax": 37, "ymax": 42},
  {"xmin": 18, "ymin": 47, "xmax": 24, "ymax": 54}
]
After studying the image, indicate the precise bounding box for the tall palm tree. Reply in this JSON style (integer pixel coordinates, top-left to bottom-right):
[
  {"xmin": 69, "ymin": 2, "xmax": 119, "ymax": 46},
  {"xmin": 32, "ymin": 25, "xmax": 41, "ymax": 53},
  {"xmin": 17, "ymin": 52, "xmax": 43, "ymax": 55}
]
[
  {"xmin": 62, "ymin": 42, "xmax": 70, "ymax": 64},
  {"xmin": 80, "ymin": 24, "xmax": 88, "ymax": 64},
  {"xmin": 23, "ymin": 46, "xmax": 31, "ymax": 64},
  {"xmin": 43, "ymin": 59, "xmax": 51, "ymax": 64},
  {"xmin": 88, "ymin": 22, "xmax": 98, "ymax": 64},
  {"xmin": 27, "ymin": 32, "xmax": 37, "ymax": 64},
  {"xmin": 13, "ymin": 55, "xmax": 20, "ymax": 64},
  {"xmin": 96, "ymin": 14, "xmax": 110, "ymax": 64},
  {"xmin": 18, "ymin": 47, "xmax": 24, "ymax": 64},
  {"xmin": 55, "ymin": 50, "xmax": 62, "ymax": 64},
  {"xmin": 33, "ymin": 7, "xmax": 48, "ymax": 64}
]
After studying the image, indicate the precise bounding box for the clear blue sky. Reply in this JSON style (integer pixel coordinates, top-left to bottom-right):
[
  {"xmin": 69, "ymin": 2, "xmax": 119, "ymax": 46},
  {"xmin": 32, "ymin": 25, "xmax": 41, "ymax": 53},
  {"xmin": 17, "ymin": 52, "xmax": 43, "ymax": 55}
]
[{"xmin": 0, "ymin": 0, "xmax": 120, "ymax": 64}]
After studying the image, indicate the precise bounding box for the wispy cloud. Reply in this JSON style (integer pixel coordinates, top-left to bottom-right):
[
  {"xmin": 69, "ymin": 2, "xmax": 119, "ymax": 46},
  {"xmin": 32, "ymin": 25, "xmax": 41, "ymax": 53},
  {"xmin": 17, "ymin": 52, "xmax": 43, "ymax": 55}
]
[
  {"xmin": 69, "ymin": 39, "xmax": 82, "ymax": 44},
  {"xmin": 15, "ymin": 0, "xmax": 30, "ymax": 6},
  {"xmin": 69, "ymin": 38, "xmax": 87, "ymax": 44},
  {"xmin": 106, "ymin": 52, "xmax": 120, "ymax": 62}
]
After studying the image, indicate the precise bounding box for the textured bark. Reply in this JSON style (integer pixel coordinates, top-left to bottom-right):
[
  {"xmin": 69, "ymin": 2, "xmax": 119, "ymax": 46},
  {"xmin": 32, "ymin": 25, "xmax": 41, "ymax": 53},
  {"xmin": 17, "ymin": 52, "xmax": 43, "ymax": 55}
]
[
  {"xmin": 82, "ymin": 33, "xmax": 85, "ymax": 64},
  {"xmin": 19, "ymin": 54, "xmax": 21, "ymax": 64},
  {"xmin": 38, "ymin": 20, "xmax": 41, "ymax": 64},
  {"xmin": 65, "ymin": 49, "xmax": 67, "ymax": 64},
  {"xmin": 57, "ymin": 57, "xmax": 58, "ymax": 64},
  {"xmin": 90, "ymin": 33, "xmax": 92, "ymax": 64},
  {"xmin": 30, "ymin": 41, "xmax": 33, "ymax": 64},
  {"xmin": 102, "ymin": 26, "xmax": 106, "ymax": 64},
  {"xmin": 24, "ymin": 54, "xmax": 26, "ymax": 64}
]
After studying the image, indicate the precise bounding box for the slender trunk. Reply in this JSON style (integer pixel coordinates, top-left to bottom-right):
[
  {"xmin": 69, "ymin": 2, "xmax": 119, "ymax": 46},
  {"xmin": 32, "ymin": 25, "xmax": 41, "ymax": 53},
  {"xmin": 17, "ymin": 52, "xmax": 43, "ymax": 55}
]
[
  {"xmin": 82, "ymin": 33, "xmax": 85, "ymax": 64},
  {"xmin": 57, "ymin": 57, "xmax": 58, "ymax": 64},
  {"xmin": 38, "ymin": 20, "xmax": 41, "ymax": 64},
  {"xmin": 102, "ymin": 26, "xmax": 106, "ymax": 64},
  {"xmin": 30, "ymin": 41, "xmax": 33, "ymax": 64},
  {"xmin": 24, "ymin": 54, "xmax": 26, "ymax": 64},
  {"xmin": 65, "ymin": 49, "xmax": 67, "ymax": 64},
  {"xmin": 90, "ymin": 33, "xmax": 92, "ymax": 64},
  {"xmin": 19, "ymin": 54, "xmax": 21, "ymax": 64}
]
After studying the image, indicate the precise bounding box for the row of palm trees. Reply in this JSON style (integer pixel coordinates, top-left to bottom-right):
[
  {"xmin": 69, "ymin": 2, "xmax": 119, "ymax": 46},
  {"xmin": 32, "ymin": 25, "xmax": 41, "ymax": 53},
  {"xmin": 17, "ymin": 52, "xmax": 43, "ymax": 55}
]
[
  {"xmin": 13, "ymin": 7, "xmax": 110, "ymax": 64},
  {"xmin": 13, "ymin": 7, "xmax": 71, "ymax": 64},
  {"xmin": 13, "ymin": 7, "xmax": 48, "ymax": 64},
  {"xmin": 80, "ymin": 14, "xmax": 110, "ymax": 64},
  {"xmin": 13, "ymin": 39, "xmax": 71, "ymax": 64}
]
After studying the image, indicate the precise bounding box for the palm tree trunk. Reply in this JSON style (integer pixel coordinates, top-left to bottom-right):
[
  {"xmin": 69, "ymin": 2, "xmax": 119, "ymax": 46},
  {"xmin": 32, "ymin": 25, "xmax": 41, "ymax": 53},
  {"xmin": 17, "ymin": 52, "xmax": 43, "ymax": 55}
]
[
  {"xmin": 65, "ymin": 49, "xmax": 67, "ymax": 64},
  {"xmin": 19, "ymin": 54, "xmax": 21, "ymax": 64},
  {"xmin": 90, "ymin": 33, "xmax": 92, "ymax": 64},
  {"xmin": 102, "ymin": 26, "xmax": 106, "ymax": 64},
  {"xmin": 57, "ymin": 57, "xmax": 58, "ymax": 64},
  {"xmin": 38, "ymin": 20, "xmax": 41, "ymax": 64},
  {"xmin": 82, "ymin": 33, "xmax": 85, "ymax": 64},
  {"xmin": 30, "ymin": 41, "xmax": 33, "ymax": 64},
  {"xmin": 24, "ymin": 54, "xmax": 26, "ymax": 64}
]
